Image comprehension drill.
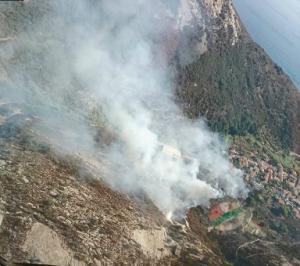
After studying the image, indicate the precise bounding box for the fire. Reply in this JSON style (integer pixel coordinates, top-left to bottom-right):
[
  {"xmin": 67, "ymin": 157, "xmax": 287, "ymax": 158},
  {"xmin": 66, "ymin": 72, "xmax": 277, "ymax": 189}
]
[{"xmin": 166, "ymin": 211, "xmax": 173, "ymax": 222}]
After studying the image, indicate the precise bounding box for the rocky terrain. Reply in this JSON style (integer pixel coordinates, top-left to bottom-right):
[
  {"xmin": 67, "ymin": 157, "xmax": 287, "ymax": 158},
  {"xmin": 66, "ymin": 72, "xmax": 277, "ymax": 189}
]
[
  {"xmin": 0, "ymin": 101, "xmax": 299, "ymax": 265},
  {"xmin": 0, "ymin": 0, "xmax": 299, "ymax": 265},
  {"xmin": 0, "ymin": 101, "xmax": 229, "ymax": 265}
]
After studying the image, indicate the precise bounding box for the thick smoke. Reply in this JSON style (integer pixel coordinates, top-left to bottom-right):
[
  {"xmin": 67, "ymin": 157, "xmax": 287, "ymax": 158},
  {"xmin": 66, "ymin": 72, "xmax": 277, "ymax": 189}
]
[{"xmin": 0, "ymin": 0, "xmax": 248, "ymax": 215}]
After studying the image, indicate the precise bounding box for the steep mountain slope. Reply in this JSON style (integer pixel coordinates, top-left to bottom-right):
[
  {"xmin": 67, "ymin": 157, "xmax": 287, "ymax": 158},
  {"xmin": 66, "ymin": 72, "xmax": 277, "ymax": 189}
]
[
  {"xmin": 1, "ymin": 0, "xmax": 299, "ymax": 153},
  {"xmin": 0, "ymin": 102, "xmax": 227, "ymax": 265},
  {"xmin": 0, "ymin": 0, "xmax": 299, "ymax": 265},
  {"xmin": 175, "ymin": 0, "xmax": 300, "ymax": 153}
]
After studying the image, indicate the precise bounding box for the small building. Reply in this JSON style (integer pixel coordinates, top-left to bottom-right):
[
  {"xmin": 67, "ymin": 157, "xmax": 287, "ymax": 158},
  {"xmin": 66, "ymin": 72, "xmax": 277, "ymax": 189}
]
[
  {"xmin": 208, "ymin": 205, "xmax": 224, "ymax": 222},
  {"xmin": 208, "ymin": 201, "xmax": 239, "ymax": 222}
]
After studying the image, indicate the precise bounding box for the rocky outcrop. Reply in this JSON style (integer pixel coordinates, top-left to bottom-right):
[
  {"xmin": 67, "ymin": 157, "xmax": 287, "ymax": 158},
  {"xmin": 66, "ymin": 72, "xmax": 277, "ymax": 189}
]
[
  {"xmin": 132, "ymin": 228, "xmax": 170, "ymax": 259},
  {"xmin": 23, "ymin": 223, "xmax": 84, "ymax": 266},
  {"xmin": 175, "ymin": 0, "xmax": 242, "ymax": 64},
  {"xmin": 201, "ymin": 0, "xmax": 242, "ymax": 45}
]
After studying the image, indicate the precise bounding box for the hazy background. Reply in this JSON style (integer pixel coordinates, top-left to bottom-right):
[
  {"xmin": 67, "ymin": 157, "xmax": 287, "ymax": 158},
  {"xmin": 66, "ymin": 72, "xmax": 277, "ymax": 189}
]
[{"xmin": 234, "ymin": 0, "xmax": 300, "ymax": 89}]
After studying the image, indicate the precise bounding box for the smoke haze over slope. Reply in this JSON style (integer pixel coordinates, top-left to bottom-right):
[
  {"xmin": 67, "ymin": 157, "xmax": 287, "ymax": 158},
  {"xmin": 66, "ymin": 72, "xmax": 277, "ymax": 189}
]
[{"xmin": 0, "ymin": 0, "xmax": 248, "ymax": 214}]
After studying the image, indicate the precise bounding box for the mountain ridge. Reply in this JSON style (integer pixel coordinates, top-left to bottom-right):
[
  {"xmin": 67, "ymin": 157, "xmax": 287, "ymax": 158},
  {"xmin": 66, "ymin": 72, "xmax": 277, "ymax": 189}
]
[{"xmin": 175, "ymin": 0, "xmax": 300, "ymax": 154}]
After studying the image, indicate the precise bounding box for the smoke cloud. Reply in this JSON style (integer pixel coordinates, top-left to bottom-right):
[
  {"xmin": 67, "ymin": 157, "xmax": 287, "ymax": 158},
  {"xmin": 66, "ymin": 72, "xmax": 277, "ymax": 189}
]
[{"xmin": 0, "ymin": 0, "xmax": 248, "ymax": 215}]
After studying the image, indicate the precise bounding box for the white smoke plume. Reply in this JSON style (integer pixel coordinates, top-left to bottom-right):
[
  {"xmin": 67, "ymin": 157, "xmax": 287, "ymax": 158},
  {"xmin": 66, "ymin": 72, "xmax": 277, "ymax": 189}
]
[{"xmin": 0, "ymin": 0, "xmax": 248, "ymax": 215}]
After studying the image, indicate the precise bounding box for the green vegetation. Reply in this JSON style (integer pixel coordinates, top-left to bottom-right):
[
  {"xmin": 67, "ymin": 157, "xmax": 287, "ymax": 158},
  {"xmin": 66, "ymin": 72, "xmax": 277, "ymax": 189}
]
[
  {"xmin": 178, "ymin": 40, "xmax": 300, "ymax": 152},
  {"xmin": 271, "ymin": 205, "xmax": 292, "ymax": 218},
  {"xmin": 270, "ymin": 220, "xmax": 289, "ymax": 234},
  {"xmin": 246, "ymin": 192, "xmax": 264, "ymax": 207},
  {"xmin": 281, "ymin": 205, "xmax": 292, "ymax": 218}
]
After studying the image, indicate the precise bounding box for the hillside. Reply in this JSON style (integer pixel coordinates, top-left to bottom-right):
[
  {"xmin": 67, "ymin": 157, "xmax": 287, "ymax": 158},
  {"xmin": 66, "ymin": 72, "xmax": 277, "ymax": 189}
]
[
  {"xmin": 0, "ymin": 0, "xmax": 299, "ymax": 265},
  {"xmin": 0, "ymin": 101, "xmax": 229, "ymax": 265},
  {"xmin": 1, "ymin": 101, "xmax": 299, "ymax": 265},
  {"xmin": 175, "ymin": 0, "xmax": 300, "ymax": 153}
]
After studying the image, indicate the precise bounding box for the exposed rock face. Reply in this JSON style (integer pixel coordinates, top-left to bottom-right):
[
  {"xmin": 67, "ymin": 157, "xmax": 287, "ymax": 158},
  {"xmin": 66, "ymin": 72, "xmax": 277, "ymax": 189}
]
[
  {"xmin": 0, "ymin": 212, "xmax": 3, "ymax": 228},
  {"xmin": 132, "ymin": 228, "xmax": 170, "ymax": 260},
  {"xmin": 176, "ymin": 0, "xmax": 241, "ymax": 63},
  {"xmin": 177, "ymin": 0, "xmax": 209, "ymax": 58},
  {"xmin": 201, "ymin": 0, "xmax": 241, "ymax": 45},
  {"xmin": 23, "ymin": 223, "xmax": 84, "ymax": 266}
]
